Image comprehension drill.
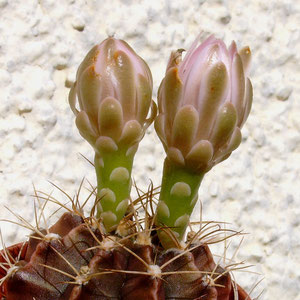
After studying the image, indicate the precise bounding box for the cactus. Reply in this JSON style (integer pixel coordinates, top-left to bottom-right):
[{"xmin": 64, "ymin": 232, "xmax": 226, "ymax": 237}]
[{"xmin": 0, "ymin": 35, "xmax": 254, "ymax": 300}]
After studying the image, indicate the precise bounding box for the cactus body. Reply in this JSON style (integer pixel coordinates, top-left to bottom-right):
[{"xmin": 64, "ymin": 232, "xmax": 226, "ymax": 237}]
[{"xmin": 0, "ymin": 208, "xmax": 251, "ymax": 300}]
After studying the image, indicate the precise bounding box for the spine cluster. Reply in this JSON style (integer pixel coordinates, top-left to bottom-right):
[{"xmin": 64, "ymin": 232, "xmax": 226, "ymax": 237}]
[{"xmin": 0, "ymin": 203, "xmax": 250, "ymax": 300}]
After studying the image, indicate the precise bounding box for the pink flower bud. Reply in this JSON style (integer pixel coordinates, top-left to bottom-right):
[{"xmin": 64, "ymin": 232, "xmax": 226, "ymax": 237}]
[
  {"xmin": 155, "ymin": 35, "xmax": 253, "ymax": 172},
  {"xmin": 69, "ymin": 37, "xmax": 156, "ymax": 155}
]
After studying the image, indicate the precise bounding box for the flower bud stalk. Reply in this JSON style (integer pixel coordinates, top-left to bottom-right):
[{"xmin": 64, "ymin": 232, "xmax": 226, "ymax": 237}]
[
  {"xmin": 95, "ymin": 148, "xmax": 134, "ymax": 232},
  {"xmin": 156, "ymin": 159, "xmax": 204, "ymax": 249}
]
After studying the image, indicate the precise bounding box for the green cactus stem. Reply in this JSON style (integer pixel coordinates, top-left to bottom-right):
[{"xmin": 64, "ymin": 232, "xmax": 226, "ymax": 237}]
[
  {"xmin": 156, "ymin": 159, "xmax": 204, "ymax": 249},
  {"xmin": 95, "ymin": 147, "xmax": 134, "ymax": 232}
]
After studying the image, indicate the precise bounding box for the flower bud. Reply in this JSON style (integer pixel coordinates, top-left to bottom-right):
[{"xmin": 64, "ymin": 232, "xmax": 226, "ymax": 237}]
[
  {"xmin": 155, "ymin": 35, "xmax": 253, "ymax": 173},
  {"xmin": 69, "ymin": 37, "xmax": 156, "ymax": 155}
]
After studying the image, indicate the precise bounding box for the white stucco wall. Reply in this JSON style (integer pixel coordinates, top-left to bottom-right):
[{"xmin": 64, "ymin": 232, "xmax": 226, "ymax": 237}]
[{"xmin": 0, "ymin": 0, "xmax": 299, "ymax": 299}]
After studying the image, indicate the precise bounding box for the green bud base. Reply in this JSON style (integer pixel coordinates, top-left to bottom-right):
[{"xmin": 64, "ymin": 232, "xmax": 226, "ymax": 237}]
[
  {"xmin": 95, "ymin": 149, "xmax": 134, "ymax": 232},
  {"xmin": 156, "ymin": 159, "xmax": 204, "ymax": 248}
]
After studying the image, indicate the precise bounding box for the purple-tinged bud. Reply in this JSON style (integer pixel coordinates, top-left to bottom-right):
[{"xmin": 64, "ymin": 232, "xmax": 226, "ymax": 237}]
[
  {"xmin": 69, "ymin": 37, "xmax": 156, "ymax": 155},
  {"xmin": 155, "ymin": 35, "xmax": 253, "ymax": 173}
]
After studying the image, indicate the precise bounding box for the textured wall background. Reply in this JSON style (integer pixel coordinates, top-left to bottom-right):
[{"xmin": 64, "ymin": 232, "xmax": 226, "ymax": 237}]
[{"xmin": 0, "ymin": 0, "xmax": 299, "ymax": 299}]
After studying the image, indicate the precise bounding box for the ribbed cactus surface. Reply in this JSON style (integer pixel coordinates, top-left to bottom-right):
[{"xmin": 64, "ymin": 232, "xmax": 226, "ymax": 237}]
[{"xmin": 0, "ymin": 207, "xmax": 251, "ymax": 300}]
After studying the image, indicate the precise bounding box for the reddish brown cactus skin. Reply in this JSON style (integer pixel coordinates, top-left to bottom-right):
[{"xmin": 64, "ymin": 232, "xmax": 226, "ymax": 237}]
[
  {"xmin": 0, "ymin": 212, "xmax": 252, "ymax": 300},
  {"xmin": 121, "ymin": 245, "xmax": 165, "ymax": 300},
  {"xmin": 0, "ymin": 242, "xmax": 28, "ymax": 298},
  {"xmin": 0, "ymin": 242, "xmax": 28, "ymax": 276}
]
